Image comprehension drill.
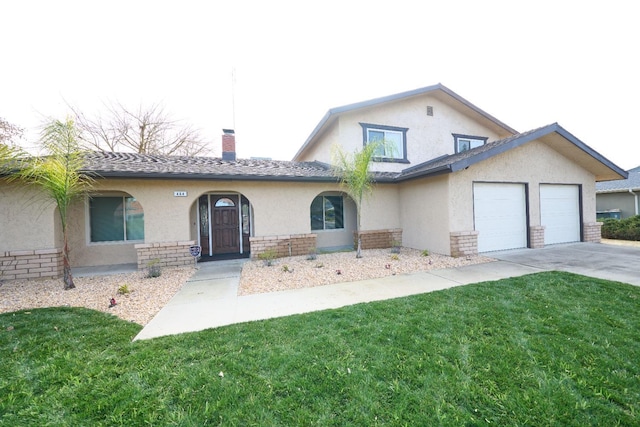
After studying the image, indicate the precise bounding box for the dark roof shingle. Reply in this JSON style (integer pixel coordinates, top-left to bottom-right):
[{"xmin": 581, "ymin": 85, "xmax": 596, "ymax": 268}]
[{"xmin": 596, "ymin": 166, "xmax": 640, "ymax": 192}]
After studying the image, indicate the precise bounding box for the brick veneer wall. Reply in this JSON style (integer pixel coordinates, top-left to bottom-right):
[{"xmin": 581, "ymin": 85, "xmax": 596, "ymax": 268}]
[
  {"xmin": 450, "ymin": 231, "xmax": 479, "ymax": 257},
  {"xmin": 583, "ymin": 222, "xmax": 602, "ymax": 243},
  {"xmin": 0, "ymin": 248, "xmax": 63, "ymax": 281},
  {"xmin": 134, "ymin": 241, "xmax": 196, "ymax": 269},
  {"xmin": 250, "ymin": 234, "xmax": 317, "ymax": 259},
  {"xmin": 530, "ymin": 226, "xmax": 545, "ymax": 249},
  {"xmin": 353, "ymin": 229, "xmax": 403, "ymax": 250}
]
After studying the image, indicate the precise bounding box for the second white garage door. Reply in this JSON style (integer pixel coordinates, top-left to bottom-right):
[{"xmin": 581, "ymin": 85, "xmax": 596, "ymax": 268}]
[
  {"xmin": 473, "ymin": 183, "xmax": 527, "ymax": 252},
  {"xmin": 540, "ymin": 184, "xmax": 581, "ymax": 245}
]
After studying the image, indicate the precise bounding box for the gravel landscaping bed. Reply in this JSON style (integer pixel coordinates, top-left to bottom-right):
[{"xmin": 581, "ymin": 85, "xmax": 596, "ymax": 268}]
[
  {"xmin": 0, "ymin": 267, "xmax": 195, "ymax": 326},
  {"xmin": 239, "ymin": 248, "xmax": 495, "ymax": 295},
  {"xmin": 1, "ymin": 248, "xmax": 494, "ymax": 325}
]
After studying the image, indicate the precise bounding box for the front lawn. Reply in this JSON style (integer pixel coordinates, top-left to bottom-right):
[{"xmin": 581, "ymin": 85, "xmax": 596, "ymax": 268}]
[{"xmin": 1, "ymin": 272, "xmax": 639, "ymax": 426}]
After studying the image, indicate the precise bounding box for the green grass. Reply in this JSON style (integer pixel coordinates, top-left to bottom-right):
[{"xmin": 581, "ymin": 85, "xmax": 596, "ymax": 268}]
[{"xmin": 1, "ymin": 272, "xmax": 639, "ymax": 426}]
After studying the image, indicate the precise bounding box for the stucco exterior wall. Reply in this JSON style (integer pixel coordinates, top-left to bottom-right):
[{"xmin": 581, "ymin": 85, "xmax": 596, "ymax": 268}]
[
  {"xmin": 398, "ymin": 175, "xmax": 451, "ymax": 255},
  {"xmin": 448, "ymin": 140, "xmax": 596, "ymax": 232},
  {"xmin": 358, "ymin": 184, "xmax": 401, "ymax": 230},
  {"xmin": 596, "ymin": 192, "xmax": 637, "ymax": 219},
  {"xmin": 0, "ymin": 179, "xmax": 60, "ymax": 252},
  {"xmin": 297, "ymin": 120, "xmax": 339, "ymax": 164}
]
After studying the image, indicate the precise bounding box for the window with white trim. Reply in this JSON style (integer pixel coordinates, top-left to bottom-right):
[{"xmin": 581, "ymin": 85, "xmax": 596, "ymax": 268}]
[
  {"xmin": 453, "ymin": 134, "xmax": 488, "ymax": 153},
  {"xmin": 89, "ymin": 196, "xmax": 144, "ymax": 242},
  {"xmin": 310, "ymin": 195, "xmax": 344, "ymax": 230},
  {"xmin": 360, "ymin": 123, "xmax": 408, "ymax": 162}
]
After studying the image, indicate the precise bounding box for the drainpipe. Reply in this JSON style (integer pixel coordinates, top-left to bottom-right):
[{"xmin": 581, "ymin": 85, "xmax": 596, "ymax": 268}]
[{"xmin": 630, "ymin": 189, "xmax": 639, "ymax": 216}]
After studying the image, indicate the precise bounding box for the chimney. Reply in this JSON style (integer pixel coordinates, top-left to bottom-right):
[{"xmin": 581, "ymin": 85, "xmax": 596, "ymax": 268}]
[{"xmin": 222, "ymin": 129, "xmax": 236, "ymax": 161}]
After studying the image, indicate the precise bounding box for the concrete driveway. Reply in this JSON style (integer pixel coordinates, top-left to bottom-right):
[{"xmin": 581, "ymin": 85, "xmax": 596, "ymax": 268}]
[{"xmin": 491, "ymin": 242, "xmax": 640, "ymax": 286}]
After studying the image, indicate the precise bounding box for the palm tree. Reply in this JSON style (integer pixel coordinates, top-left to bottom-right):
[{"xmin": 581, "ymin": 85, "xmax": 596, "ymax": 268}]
[
  {"xmin": 332, "ymin": 141, "xmax": 383, "ymax": 258},
  {"xmin": 16, "ymin": 118, "xmax": 93, "ymax": 289}
]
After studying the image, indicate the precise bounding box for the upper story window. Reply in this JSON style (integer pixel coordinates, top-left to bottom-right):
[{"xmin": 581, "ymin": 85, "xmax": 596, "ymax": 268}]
[
  {"xmin": 89, "ymin": 196, "xmax": 144, "ymax": 243},
  {"xmin": 453, "ymin": 133, "xmax": 488, "ymax": 153},
  {"xmin": 360, "ymin": 123, "xmax": 409, "ymax": 163}
]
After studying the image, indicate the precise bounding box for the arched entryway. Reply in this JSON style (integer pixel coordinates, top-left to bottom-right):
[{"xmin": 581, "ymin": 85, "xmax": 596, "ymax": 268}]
[{"xmin": 197, "ymin": 193, "xmax": 252, "ymax": 260}]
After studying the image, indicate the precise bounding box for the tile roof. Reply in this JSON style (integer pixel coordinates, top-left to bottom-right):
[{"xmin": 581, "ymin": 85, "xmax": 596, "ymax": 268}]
[
  {"xmin": 596, "ymin": 166, "xmax": 640, "ymax": 192},
  {"xmin": 79, "ymin": 122, "xmax": 626, "ymax": 184},
  {"xmin": 81, "ymin": 151, "xmax": 399, "ymax": 182}
]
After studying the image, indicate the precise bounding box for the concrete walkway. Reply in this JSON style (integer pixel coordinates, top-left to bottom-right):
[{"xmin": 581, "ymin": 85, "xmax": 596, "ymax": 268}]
[
  {"xmin": 134, "ymin": 258, "xmax": 543, "ymax": 340},
  {"xmin": 134, "ymin": 241, "xmax": 640, "ymax": 340}
]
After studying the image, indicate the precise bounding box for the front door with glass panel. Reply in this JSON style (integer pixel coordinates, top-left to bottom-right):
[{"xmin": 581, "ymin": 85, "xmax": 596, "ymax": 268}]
[
  {"xmin": 212, "ymin": 196, "xmax": 240, "ymax": 254},
  {"xmin": 199, "ymin": 194, "xmax": 251, "ymax": 257}
]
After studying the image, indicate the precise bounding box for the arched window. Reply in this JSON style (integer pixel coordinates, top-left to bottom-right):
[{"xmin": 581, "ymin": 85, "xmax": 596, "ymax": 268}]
[
  {"xmin": 215, "ymin": 197, "xmax": 236, "ymax": 207},
  {"xmin": 311, "ymin": 195, "xmax": 344, "ymax": 230}
]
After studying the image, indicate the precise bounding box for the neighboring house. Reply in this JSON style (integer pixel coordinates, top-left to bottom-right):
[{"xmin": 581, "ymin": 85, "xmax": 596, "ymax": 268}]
[
  {"xmin": 595, "ymin": 166, "xmax": 640, "ymax": 219},
  {"xmin": 0, "ymin": 84, "xmax": 627, "ymax": 281}
]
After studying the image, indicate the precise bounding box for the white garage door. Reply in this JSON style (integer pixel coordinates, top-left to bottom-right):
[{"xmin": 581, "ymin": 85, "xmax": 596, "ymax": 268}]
[
  {"xmin": 540, "ymin": 184, "xmax": 580, "ymax": 245},
  {"xmin": 473, "ymin": 183, "xmax": 527, "ymax": 252}
]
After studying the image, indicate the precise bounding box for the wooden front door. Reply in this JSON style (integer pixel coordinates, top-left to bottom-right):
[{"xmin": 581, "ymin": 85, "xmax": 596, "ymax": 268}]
[{"xmin": 212, "ymin": 196, "xmax": 240, "ymax": 254}]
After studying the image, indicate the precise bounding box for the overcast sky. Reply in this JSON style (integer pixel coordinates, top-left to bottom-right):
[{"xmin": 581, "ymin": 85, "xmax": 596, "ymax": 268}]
[{"xmin": 2, "ymin": 0, "xmax": 638, "ymax": 170}]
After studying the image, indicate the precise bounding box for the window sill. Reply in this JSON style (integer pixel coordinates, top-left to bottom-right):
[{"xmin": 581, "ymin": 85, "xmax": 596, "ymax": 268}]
[{"xmin": 372, "ymin": 157, "xmax": 410, "ymax": 164}]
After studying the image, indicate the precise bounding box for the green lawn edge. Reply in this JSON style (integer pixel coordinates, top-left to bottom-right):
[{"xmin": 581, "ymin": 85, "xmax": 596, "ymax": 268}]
[{"xmin": 1, "ymin": 271, "xmax": 639, "ymax": 426}]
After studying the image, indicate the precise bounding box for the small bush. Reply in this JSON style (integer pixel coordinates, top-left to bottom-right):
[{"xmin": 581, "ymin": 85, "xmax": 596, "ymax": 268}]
[
  {"xmin": 146, "ymin": 259, "xmax": 162, "ymax": 278},
  {"xmin": 306, "ymin": 248, "xmax": 318, "ymax": 260},
  {"xmin": 258, "ymin": 249, "xmax": 277, "ymax": 266},
  {"xmin": 117, "ymin": 284, "xmax": 130, "ymax": 295},
  {"xmin": 421, "ymin": 249, "xmax": 430, "ymax": 257},
  {"xmin": 601, "ymin": 216, "xmax": 640, "ymax": 241}
]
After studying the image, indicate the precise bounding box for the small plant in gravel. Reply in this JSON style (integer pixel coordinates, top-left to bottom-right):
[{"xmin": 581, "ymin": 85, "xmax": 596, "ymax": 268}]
[
  {"xmin": 282, "ymin": 265, "xmax": 293, "ymax": 273},
  {"xmin": 390, "ymin": 240, "xmax": 401, "ymax": 254},
  {"xmin": 306, "ymin": 248, "xmax": 318, "ymax": 260},
  {"xmin": 390, "ymin": 254, "xmax": 399, "ymax": 261},
  {"xmin": 315, "ymin": 262, "xmax": 324, "ymax": 268},
  {"xmin": 146, "ymin": 259, "xmax": 162, "ymax": 278},
  {"xmin": 117, "ymin": 284, "xmax": 131, "ymax": 295},
  {"xmin": 258, "ymin": 249, "xmax": 277, "ymax": 267},
  {"xmin": 421, "ymin": 249, "xmax": 430, "ymax": 257}
]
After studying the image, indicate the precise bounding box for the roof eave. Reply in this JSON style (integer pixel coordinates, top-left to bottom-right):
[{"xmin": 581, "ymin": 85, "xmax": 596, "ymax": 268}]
[{"xmin": 86, "ymin": 170, "xmax": 341, "ymax": 183}]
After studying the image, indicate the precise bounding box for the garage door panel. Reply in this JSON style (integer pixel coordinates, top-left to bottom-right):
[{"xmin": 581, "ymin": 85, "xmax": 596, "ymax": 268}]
[
  {"xmin": 540, "ymin": 184, "xmax": 580, "ymax": 245},
  {"xmin": 474, "ymin": 183, "xmax": 527, "ymax": 252}
]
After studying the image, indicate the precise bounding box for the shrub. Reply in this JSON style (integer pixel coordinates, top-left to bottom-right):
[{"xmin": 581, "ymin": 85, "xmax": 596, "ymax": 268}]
[
  {"xmin": 146, "ymin": 259, "xmax": 162, "ymax": 278},
  {"xmin": 117, "ymin": 284, "xmax": 130, "ymax": 295},
  {"xmin": 306, "ymin": 248, "xmax": 318, "ymax": 260},
  {"xmin": 258, "ymin": 249, "xmax": 277, "ymax": 266},
  {"xmin": 421, "ymin": 249, "xmax": 430, "ymax": 257},
  {"xmin": 601, "ymin": 215, "xmax": 640, "ymax": 241}
]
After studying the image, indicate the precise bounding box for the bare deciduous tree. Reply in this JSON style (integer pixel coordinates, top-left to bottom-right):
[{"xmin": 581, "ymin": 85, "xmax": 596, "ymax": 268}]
[
  {"xmin": 0, "ymin": 117, "xmax": 24, "ymax": 146},
  {"xmin": 70, "ymin": 102, "xmax": 210, "ymax": 156}
]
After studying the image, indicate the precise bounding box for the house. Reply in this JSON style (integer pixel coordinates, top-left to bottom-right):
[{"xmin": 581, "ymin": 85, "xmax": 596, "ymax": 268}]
[
  {"xmin": 596, "ymin": 166, "xmax": 640, "ymax": 219},
  {"xmin": 0, "ymin": 84, "xmax": 627, "ymax": 281}
]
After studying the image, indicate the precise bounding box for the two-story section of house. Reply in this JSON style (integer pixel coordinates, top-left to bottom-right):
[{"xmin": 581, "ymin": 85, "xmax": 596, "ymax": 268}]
[{"xmin": 294, "ymin": 83, "xmax": 626, "ymax": 256}]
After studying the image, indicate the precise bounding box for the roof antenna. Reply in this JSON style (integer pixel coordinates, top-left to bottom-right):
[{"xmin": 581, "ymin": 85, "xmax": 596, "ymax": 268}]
[{"xmin": 231, "ymin": 67, "xmax": 237, "ymax": 131}]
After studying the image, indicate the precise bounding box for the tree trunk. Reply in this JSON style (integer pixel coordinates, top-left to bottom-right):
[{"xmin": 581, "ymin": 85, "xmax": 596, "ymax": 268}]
[
  {"xmin": 356, "ymin": 236, "xmax": 362, "ymax": 258},
  {"xmin": 62, "ymin": 241, "xmax": 75, "ymax": 290}
]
